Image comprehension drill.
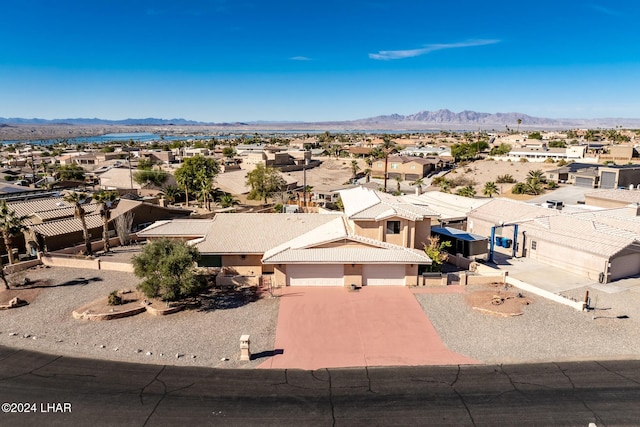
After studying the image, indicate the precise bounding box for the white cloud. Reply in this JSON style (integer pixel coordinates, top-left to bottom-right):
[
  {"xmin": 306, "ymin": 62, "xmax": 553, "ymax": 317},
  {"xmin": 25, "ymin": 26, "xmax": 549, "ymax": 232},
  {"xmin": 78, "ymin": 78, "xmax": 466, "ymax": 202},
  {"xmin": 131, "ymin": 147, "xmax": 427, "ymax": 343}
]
[
  {"xmin": 291, "ymin": 56, "xmax": 312, "ymax": 61},
  {"xmin": 590, "ymin": 5, "xmax": 620, "ymax": 16},
  {"xmin": 369, "ymin": 39, "xmax": 500, "ymax": 60}
]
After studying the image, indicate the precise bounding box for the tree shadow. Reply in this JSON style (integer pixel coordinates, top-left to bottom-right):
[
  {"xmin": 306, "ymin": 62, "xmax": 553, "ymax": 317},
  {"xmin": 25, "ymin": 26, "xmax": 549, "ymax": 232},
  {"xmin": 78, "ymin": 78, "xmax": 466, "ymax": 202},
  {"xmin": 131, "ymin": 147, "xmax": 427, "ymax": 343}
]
[
  {"xmin": 196, "ymin": 285, "xmax": 261, "ymax": 312},
  {"xmin": 250, "ymin": 349, "xmax": 284, "ymax": 360},
  {"xmin": 17, "ymin": 277, "xmax": 104, "ymax": 289}
]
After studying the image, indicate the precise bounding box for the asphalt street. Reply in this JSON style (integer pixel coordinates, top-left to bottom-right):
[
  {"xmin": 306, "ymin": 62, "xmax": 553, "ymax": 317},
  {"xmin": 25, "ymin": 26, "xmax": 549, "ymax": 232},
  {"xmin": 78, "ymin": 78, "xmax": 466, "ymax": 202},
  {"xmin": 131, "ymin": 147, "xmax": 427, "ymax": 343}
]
[{"xmin": 1, "ymin": 346, "xmax": 640, "ymax": 426}]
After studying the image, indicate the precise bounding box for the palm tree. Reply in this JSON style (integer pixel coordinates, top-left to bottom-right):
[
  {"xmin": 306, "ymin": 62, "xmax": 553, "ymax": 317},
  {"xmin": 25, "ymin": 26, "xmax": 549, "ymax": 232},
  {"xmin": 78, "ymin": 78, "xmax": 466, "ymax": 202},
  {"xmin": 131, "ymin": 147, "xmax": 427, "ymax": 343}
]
[
  {"xmin": 410, "ymin": 178, "xmax": 425, "ymax": 195},
  {"xmin": 527, "ymin": 169, "xmax": 546, "ymax": 184},
  {"xmin": 350, "ymin": 160, "xmax": 360, "ymax": 179},
  {"xmin": 160, "ymin": 185, "xmax": 182, "ymax": 205},
  {"xmin": 516, "ymin": 118, "xmax": 522, "ymax": 133},
  {"xmin": 64, "ymin": 191, "xmax": 92, "ymax": 255},
  {"xmin": 93, "ymin": 190, "xmax": 118, "ymax": 253},
  {"xmin": 456, "ymin": 185, "xmax": 476, "ymax": 198},
  {"xmin": 218, "ymin": 193, "xmax": 239, "ymax": 208},
  {"xmin": 380, "ymin": 136, "xmax": 396, "ymax": 192},
  {"xmin": 482, "ymin": 181, "xmax": 499, "ymax": 198},
  {"xmin": 439, "ymin": 180, "xmax": 451, "ymax": 193},
  {"xmin": 394, "ymin": 175, "xmax": 403, "ymax": 192},
  {"xmin": 363, "ymin": 168, "xmax": 372, "ymax": 183},
  {"xmin": 0, "ymin": 200, "xmax": 29, "ymax": 265}
]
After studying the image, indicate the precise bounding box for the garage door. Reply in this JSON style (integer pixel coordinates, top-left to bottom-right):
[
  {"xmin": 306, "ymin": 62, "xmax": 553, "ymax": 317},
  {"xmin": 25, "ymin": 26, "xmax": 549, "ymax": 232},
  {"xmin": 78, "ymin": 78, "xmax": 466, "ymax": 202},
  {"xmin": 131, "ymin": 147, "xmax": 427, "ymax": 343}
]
[
  {"xmin": 287, "ymin": 264, "xmax": 344, "ymax": 286},
  {"xmin": 363, "ymin": 264, "xmax": 406, "ymax": 286},
  {"xmin": 575, "ymin": 177, "xmax": 594, "ymax": 187},
  {"xmin": 600, "ymin": 171, "xmax": 616, "ymax": 189}
]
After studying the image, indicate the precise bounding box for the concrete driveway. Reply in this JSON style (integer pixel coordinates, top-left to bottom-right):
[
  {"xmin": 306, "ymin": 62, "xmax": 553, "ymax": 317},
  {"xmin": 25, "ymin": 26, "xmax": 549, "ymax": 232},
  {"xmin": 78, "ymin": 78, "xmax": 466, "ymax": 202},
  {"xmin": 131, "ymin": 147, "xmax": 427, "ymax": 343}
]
[{"xmin": 259, "ymin": 286, "xmax": 478, "ymax": 370}]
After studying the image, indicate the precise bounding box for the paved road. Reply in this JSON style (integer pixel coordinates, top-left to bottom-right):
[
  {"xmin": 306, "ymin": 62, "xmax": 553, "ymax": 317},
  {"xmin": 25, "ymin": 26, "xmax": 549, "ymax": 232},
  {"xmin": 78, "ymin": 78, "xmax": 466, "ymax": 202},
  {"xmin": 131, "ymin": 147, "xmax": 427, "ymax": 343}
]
[{"xmin": 2, "ymin": 346, "xmax": 640, "ymax": 426}]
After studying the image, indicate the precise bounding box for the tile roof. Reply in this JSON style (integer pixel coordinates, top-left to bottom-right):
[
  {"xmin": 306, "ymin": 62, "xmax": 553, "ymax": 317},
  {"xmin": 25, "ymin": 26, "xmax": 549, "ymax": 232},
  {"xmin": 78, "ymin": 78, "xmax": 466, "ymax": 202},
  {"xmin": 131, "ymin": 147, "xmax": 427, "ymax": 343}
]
[
  {"xmin": 339, "ymin": 186, "xmax": 439, "ymax": 221},
  {"xmin": 195, "ymin": 213, "xmax": 337, "ymax": 254},
  {"xmin": 262, "ymin": 216, "xmax": 432, "ymax": 264},
  {"xmin": 521, "ymin": 215, "xmax": 640, "ymax": 257},
  {"xmin": 7, "ymin": 196, "xmax": 101, "ymax": 225},
  {"xmin": 468, "ymin": 198, "xmax": 562, "ymax": 224},
  {"xmin": 30, "ymin": 214, "xmax": 104, "ymax": 237},
  {"xmin": 262, "ymin": 247, "xmax": 431, "ymax": 264},
  {"xmin": 585, "ymin": 189, "xmax": 640, "ymax": 204},
  {"xmin": 400, "ymin": 192, "xmax": 492, "ymax": 222},
  {"xmin": 136, "ymin": 219, "xmax": 213, "ymax": 238}
]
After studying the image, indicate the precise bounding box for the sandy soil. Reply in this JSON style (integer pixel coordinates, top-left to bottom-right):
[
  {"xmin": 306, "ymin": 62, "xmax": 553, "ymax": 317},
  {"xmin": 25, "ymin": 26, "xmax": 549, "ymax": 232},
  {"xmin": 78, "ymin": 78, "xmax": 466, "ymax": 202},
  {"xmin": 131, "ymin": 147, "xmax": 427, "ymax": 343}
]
[
  {"xmin": 447, "ymin": 159, "xmax": 559, "ymax": 198},
  {"xmin": 464, "ymin": 283, "xmax": 534, "ymax": 317}
]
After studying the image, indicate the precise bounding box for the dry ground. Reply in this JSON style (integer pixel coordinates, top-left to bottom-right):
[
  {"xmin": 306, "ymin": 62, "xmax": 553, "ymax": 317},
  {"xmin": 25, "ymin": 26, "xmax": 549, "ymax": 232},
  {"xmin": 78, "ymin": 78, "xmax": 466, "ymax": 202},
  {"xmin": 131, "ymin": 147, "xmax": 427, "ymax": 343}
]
[{"xmin": 446, "ymin": 159, "xmax": 559, "ymax": 198}]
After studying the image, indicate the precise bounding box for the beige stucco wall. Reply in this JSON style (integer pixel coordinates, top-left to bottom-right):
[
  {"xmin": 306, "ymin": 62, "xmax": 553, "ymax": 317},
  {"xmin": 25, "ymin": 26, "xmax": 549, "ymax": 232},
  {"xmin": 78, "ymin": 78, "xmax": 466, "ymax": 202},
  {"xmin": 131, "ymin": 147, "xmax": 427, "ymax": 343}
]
[
  {"xmin": 584, "ymin": 196, "xmax": 630, "ymax": 209},
  {"xmin": 221, "ymin": 254, "xmax": 262, "ymax": 276},
  {"xmin": 609, "ymin": 252, "xmax": 640, "ymax": 281},
  {"xmin": 344, "ymin": 264, "xmax": 363, "ymax": 287},
  {"xmin": 315, "ymin": 240, "xmax": 375, "ymax": 249},
  {"xmin": 525, "ymin": 237, "xmax": 607, "ymax": 282},
  {"xmin": 414, "ymin": 218, "xmax": 431, "ymax": 249},
  {"xmin": 353, "ymin": 220, "xmax": 382, "ymax": 240},
  {"xmin": 273, "ymin": 265, "xmax": 287, "ymax": 287},
  {"xmin": 405, "ymin": 264, "xmax": 419, "ymax": 286}
]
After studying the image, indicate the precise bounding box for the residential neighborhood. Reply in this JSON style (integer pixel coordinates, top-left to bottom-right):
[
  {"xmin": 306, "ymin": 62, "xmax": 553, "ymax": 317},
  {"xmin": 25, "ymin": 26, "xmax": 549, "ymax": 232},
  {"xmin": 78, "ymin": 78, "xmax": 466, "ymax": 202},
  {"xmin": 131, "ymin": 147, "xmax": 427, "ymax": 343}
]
[{"xmin": 2, "ymin": 128, "xmax": 640, "ymax": 377}]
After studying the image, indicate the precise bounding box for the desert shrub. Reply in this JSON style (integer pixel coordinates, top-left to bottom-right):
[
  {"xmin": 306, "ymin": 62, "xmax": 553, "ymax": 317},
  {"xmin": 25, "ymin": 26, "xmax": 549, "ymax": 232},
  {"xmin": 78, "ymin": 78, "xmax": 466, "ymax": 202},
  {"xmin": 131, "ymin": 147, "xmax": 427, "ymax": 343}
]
[
  {"xmin": 132, "ymin": 238, "xmax": 206, "ymax": 302},
  {"xmin": 511, "ymin": 182, "xmax": 528, "ymax": 194},
  {"xmin": 519, "ymin": 158, "xmax": 529, "ymax": 162},
  {"xmin": 107, "ymin": 290, "xmax": 123, "ymax": 306},
  {"xmin": 449, "ymin": 175, "xmax": 477, "ymax": 187},
  {"xmin": 544, "ymin": 158, "xmax": 556, "ymax": 163},
  {"xmin": 557, "ymin": 159, "xmax": 568, "ymax": 166},
  {"xmin": 547, "ymin": 181, "xmax": 559, "ymax": 189},
  {"xmin": 496, "ymin": 174, "xmax": 516, "ymax": 184},
  {"xmin": 489, "ymin": 143, "xmax": 512, "ymax": 156}
]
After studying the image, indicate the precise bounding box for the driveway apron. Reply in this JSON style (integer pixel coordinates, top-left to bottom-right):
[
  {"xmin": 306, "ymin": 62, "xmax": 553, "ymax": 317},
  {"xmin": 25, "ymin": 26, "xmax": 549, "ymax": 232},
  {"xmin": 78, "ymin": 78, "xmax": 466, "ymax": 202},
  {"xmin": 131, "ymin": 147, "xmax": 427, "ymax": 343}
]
[{"xmin": 259, "ymin": 287, "xmax": 478, "ymax": 370}]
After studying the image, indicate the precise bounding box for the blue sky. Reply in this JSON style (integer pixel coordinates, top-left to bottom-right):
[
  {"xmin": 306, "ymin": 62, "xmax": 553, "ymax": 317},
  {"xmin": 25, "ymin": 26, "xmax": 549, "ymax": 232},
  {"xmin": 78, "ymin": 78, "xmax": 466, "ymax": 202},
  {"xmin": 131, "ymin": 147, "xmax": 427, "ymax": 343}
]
[{"xmin": 1, "ymin": 0, "xmax": 639, "ymax": 122}]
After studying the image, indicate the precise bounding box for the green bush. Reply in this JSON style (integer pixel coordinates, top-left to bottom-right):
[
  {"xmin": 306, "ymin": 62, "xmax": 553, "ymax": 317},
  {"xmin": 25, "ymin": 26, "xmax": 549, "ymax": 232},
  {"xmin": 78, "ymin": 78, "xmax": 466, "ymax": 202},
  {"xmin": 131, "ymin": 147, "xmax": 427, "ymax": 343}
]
[
  {"xmin": 132, "ymin": 239, "xmax": 206, "ymax": 302},
  {"xmin": 107, "ymin": 290, "xmax": 123, "ymax": 306},
  {"xmin": 496, "ymin": 174, "xmax": 516, "ymax": 184}
]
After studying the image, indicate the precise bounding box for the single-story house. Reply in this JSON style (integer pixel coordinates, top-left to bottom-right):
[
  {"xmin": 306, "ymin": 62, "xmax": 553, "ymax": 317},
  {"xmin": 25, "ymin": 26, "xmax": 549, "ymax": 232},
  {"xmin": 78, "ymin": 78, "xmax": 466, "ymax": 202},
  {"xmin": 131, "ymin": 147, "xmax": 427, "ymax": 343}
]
[
  {"xmin": 467, "ymin": 198, "xmax": 640, "ymax": 283},
  {"xmin": 138, "ymin": 186, "xmax": 438, "ymax": 287}
]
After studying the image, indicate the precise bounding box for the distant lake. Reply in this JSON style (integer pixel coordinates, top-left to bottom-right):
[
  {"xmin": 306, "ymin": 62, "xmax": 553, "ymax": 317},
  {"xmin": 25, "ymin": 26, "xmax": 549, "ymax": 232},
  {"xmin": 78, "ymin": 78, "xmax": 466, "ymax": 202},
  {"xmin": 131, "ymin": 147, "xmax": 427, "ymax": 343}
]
[
  {"xmin": 6, "ymin": 129, "xmax": 442, "ymax": 145},
  {"xmin": 8, "ymin": 132, "xmax": 195, "ymax": 145}
]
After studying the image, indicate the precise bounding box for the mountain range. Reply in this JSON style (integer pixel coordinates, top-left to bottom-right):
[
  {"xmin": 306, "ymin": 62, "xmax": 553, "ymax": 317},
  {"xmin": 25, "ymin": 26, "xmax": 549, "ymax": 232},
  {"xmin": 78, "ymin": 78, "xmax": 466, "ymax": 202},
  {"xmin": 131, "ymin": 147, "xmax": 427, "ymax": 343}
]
[{"xmin": 1, "ymin": 109, "xmax": 640, "ymax": 129}]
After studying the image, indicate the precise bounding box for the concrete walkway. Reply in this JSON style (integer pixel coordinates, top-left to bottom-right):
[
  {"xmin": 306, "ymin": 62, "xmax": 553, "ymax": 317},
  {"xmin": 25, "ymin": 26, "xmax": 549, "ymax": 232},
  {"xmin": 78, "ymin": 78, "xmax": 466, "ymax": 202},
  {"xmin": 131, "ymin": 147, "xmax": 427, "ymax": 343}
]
[{"xmin": 259, "ymin": 286, "xmax": 478, "ymax": 370}]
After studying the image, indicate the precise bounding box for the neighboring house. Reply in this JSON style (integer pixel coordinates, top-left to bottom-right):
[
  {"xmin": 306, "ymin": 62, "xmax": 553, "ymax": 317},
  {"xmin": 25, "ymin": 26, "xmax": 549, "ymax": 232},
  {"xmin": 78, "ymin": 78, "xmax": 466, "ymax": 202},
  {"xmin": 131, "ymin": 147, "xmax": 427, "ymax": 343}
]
[
  {"xmin": 547, "ymin": 164, "xmax": 640, "ymax": 189},
  {"xmin": 371, "ymin": 156, "xmax": 444, "ymax": 181},
  {"xmin": 338, "ymin": 186, "xmax": 439, "ymax": 250},
  {"xmin": 140, "ymin": 150, "xmax": 175, "ymax": 164},
  {"xmin": 599, "ymin": 145, "xmax": 637, "ymax": 163},
  {"xmin": 545, "ymin": 163, "xmax": 598, "ymax": 185},
  {"xmin": 467, "ymin": 198, "xmax": 640, "ymax": 283},
  {"xmin": 138, "ymin": 186, "xmax": 436, "ymax": 287},
  {"xmin": 6, "ymin": 196, "xmax": 192, "ymax": 254},
  {"xmin": 400, "ymin": 191, "xmax": 492, "ymax": 229},
  {"xmin": 348, "ymin": 147, "xmax": 373, "ymax": 158},
  {"xmin": 584, "ymin": 189, "xmax": 640, "ymax": 208},
  {"xmin": 399, "ymin": 146, "xmax": 448, "ymax": 157},
  {"xmin": 495, "ymin": 145, "xmax": 590, "ymax": 163},
  {"xmin": 98, "ymin": 167, "xmax": 178, "ymax": 194}
]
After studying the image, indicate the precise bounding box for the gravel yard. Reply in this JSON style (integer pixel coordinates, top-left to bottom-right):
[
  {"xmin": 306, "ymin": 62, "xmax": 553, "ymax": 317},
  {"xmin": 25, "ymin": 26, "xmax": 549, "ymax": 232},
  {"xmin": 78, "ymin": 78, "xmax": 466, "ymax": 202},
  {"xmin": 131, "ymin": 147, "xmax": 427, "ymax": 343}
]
[
  {"xmin": 416, "ymin": 285, "xmax": 640, "ymax": 364},
  {"xmin": 2, "ymin": 263, "xmax": 640, "ymax": 368},
  {"xmin": 0, "ymin": 265, "xmax": 279, "ymax": 368}
]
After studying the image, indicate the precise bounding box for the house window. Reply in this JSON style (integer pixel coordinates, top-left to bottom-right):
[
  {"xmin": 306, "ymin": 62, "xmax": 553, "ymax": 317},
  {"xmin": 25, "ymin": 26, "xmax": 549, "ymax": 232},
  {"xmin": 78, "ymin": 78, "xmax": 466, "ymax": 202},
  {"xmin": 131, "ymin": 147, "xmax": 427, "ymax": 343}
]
[
  {"xmin": 410, "ymin": 165, "xmax": 416, "ymax": 169},
  {"xmin": 531, "ymin": 241, "xmax": 537, "ymax": 250},
  {"xmin": 391, "ymin": 163, "xmax": 398, "ymax": 170},
  {"xmin": 377, "ymin": 163, "xmax": 383, "ymax": 168},
  {"xmin": 386, "ymin": 220, "xmax": 401, "ymax": 234}
]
